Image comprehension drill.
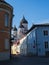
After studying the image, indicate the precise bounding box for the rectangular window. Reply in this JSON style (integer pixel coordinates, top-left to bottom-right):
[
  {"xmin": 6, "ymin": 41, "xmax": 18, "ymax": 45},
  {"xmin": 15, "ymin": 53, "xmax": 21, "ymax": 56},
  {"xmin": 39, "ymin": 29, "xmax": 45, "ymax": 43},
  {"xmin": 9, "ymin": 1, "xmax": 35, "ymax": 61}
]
[
  {"xmin": 44, "ymin": 30, "xmax": 48, "ymax": 36},
  {"xmin": 5, "ymin": 14, "xmax": 9, "ymax": 27},
  {"xmin": 45, "ymin": 41, "xmax": 48, "ymax": 48},
  {"xmin": 5, "ymin": 39, "xmax": 9, "ymax": 49}
]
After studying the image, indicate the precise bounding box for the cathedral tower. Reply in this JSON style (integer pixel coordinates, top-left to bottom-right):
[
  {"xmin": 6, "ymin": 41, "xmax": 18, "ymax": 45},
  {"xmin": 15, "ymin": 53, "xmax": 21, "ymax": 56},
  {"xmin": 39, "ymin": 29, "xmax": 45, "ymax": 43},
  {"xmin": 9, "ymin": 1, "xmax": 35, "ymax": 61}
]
[
  {"xmin": 20, "ymin": 16, "xmax": 28, "ymax": 33},
  {"xmin": 17, "ymin": 16, "xmax": 28, "ymax": 40},
  {"xmin": 11, "ymin": 26, "xmax": 17, "ymax": 42}
]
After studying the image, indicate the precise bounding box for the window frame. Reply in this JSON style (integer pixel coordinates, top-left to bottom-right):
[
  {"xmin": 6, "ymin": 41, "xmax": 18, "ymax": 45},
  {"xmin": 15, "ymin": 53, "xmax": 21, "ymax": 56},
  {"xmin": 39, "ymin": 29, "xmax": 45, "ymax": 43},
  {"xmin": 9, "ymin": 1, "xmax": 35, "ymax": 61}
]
[
  {"xmin": 4, "ymin": 13, "xmax": 9, "ymax": 27},
  {"xmin": 45, "ymin": 41, "xmax": 48, "ymax": 49},
  {"xmin": 43, "ymin": 30, "xmax": 48, "ymax": 36}
]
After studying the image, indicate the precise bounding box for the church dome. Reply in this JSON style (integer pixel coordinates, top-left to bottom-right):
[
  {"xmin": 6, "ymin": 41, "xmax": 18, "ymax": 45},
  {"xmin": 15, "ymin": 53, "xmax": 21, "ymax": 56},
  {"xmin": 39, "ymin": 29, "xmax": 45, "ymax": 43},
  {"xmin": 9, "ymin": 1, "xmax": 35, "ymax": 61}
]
[{"xmin": 20, "ymin": 16, "xmax": 28, "ymax": 24}]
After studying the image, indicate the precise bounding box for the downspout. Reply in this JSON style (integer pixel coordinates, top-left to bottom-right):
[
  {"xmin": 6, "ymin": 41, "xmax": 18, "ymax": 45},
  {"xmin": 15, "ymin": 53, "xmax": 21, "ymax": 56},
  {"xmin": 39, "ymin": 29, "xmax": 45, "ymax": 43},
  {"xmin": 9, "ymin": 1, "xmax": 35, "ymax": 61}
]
[
  {"xmin": 10, "ymin": 11, "xmax": 14, "ymax": 59},
  {"xmin": 35, "ymin": 28, "xmax": 38, "ymax": 56}
]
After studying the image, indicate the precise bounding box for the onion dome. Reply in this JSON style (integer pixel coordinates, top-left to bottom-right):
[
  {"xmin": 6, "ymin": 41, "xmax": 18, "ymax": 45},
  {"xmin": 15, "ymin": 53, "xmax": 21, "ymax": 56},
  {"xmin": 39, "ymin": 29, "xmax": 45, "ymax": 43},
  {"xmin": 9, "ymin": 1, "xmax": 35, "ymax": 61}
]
[
  {"xmin": 20, "ymin": 16, "xmax": 28, "ymax": 25},
  {"xmin": 13, "ymin": 26, "xmax": 17, "ymax": 31}
]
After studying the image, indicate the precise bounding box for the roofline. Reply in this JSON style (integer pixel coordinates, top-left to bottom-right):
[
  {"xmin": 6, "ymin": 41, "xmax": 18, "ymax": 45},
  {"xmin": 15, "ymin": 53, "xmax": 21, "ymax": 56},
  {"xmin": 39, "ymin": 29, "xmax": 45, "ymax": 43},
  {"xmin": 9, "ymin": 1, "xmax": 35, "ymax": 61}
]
[
  {"xmin": 0, "ymin": 1, "xmax": 13, "ymax": 10},
  {"xmin": 26, "ymin": 24, "xmax": 49, "ymax": 34}
]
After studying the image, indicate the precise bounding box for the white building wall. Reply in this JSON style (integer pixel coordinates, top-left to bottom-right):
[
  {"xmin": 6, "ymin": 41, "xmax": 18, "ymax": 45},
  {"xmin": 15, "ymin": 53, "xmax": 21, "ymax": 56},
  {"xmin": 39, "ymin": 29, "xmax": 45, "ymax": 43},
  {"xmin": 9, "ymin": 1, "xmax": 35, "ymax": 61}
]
[
  {"xmin": 36, "ymin": 27, "xmax": 49, "ymax": 56},
  {"xmin": 27, "ymin": 28, "xmax": 37, "ymax": 55},
  {"xmin": 17, "ymin": 28, "xmax": 25, "ymax": 40},
  {"xmin": 18, "ymin": 26, "xmax": 49, "ymax": 56},
  {"xmin": 20, "ymin": 37, "xmax": 27, "ymax": 55}
]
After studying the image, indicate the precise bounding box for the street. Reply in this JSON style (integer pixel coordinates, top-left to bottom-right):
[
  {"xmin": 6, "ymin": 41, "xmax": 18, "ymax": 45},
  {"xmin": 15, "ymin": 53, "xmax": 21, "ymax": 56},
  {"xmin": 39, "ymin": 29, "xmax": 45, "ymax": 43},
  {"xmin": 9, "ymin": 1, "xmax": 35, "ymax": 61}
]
[{"xmin": 0, "ymin": 56, "xmax": 49, "ymax": 65}]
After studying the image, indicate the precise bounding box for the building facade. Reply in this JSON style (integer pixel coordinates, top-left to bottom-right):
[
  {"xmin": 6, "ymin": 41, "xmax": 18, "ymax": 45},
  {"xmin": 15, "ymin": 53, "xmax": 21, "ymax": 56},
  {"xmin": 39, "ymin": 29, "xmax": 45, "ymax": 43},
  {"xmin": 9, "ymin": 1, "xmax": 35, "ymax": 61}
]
[
  {"xmin": 0, "ymin": 0, "xmax": 13, "ymax": 60},
  {"xmin": 19, "ymin": 24, "xmax": 49, "ymax": 56},
  {"xmin": 11, "ymin": 16, "xmax": 28, "ymax": 42},
  {"xmin": 17, "ymin": 16, "xmax": 28, "ymax": 40},
  {"xmin": 11, "ymin": 26, "xmax": 17, "ymax": 42}
]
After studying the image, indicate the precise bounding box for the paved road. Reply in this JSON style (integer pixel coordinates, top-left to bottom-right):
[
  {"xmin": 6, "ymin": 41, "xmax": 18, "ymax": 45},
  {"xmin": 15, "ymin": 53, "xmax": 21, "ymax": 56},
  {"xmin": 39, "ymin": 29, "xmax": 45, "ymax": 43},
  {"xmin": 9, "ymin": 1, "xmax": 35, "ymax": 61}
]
[{"xmin": 0, "ymin": 56, "xmax": 49, "ymax": 65}]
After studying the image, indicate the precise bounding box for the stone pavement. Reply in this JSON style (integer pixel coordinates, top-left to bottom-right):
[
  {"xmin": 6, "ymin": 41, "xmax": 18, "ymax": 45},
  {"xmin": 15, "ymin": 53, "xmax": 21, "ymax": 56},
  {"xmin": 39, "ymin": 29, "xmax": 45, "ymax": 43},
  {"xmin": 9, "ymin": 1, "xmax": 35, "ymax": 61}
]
[{"xmin": 0, "ymin": 56, "xmax": 49, "ymax": 65}]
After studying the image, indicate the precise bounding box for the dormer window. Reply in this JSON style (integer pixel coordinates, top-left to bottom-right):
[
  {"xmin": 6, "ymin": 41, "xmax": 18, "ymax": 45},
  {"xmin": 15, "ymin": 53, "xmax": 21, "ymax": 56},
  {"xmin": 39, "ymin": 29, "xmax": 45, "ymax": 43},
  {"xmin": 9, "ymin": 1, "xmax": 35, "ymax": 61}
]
[{"xmin": 5, "ymin": 13, "xmax": 9, "ymax": 27}]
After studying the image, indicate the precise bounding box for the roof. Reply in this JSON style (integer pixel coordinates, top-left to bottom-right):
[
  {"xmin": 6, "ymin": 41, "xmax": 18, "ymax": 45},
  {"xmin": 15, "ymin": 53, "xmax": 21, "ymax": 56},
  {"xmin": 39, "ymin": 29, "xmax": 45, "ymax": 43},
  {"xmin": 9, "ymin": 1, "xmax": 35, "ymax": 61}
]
[
  {"xmin": 0, "ymin": 0, "xmax": 13, "ymax": 9},
  {"xmin": 13, "ymin": 26, "xmax": 17, "ymax": 31},
  {"xmin": 20, "ymin": 16, "xmax": 28, "ymax": 24},
  {"xmin": 26, "ymin": 23, "xmax": 49, "ymax": 34}
]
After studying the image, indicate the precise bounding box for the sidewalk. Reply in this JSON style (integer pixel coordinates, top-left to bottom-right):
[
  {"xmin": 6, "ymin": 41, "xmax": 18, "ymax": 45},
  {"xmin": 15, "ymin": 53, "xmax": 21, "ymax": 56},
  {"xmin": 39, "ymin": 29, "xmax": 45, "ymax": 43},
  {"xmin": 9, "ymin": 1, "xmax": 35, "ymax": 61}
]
[{"xmin": 0, "ymin": 56, "xmax": 49, "ymax": 65}]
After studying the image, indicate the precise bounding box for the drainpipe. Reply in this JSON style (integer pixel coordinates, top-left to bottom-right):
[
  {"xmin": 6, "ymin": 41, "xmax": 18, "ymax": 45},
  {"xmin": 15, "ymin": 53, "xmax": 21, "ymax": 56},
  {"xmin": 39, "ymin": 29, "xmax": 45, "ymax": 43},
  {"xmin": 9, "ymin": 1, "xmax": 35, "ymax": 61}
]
[
  {"xmin": 36, "ymin": 29, "xmax": 38, "ymax": 56},
  {"xmin": 10, "ymin": 13, "xmax": 14, "ymax": 59}
]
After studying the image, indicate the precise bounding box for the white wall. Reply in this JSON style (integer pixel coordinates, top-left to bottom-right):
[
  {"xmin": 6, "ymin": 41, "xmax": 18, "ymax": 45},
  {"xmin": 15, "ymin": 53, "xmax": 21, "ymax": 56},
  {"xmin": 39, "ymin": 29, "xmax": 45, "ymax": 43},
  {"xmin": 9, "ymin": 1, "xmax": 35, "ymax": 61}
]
[
  {"xmin": 20, "ymin": 37, "xmax": 27, "ymax": 55},
  {"xmin": 17, "ymin": 28, "xmax": 25, "ymax": 39},
  {"xmin": 27, "ymin": 28, "xmax": 37, "ymax": 55},
  {"xmin": 18, "ymin": 26, "xmax": 49, "ymax": 56},
  {"xmin": 36, "ymin": 27, "xmax": 49, "ymax": 56}
]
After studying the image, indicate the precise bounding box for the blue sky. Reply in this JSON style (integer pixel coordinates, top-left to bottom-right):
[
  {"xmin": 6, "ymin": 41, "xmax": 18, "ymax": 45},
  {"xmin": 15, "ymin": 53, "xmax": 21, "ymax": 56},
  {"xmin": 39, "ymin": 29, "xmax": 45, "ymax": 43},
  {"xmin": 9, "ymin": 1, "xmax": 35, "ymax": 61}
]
[{"xmin": 6, "ymin": 0, "xmax": 49, "ymax": 29}]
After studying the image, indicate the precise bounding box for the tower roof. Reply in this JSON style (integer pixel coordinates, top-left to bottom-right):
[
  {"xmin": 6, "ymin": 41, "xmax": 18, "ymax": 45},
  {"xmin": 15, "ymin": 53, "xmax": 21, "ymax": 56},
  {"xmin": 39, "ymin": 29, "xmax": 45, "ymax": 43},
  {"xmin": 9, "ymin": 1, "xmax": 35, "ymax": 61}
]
[
  {"xmin": 20, "ymin": 16, "xmax": 28, "ymax": 24},
  {"xmin": 13, "ymin": 26, "xmax": 17, "ymax": 31}
]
